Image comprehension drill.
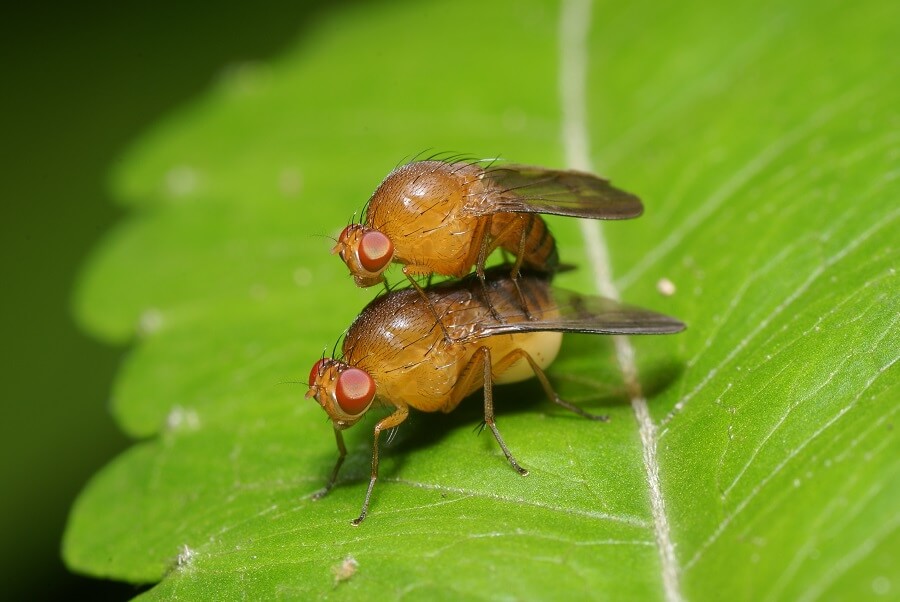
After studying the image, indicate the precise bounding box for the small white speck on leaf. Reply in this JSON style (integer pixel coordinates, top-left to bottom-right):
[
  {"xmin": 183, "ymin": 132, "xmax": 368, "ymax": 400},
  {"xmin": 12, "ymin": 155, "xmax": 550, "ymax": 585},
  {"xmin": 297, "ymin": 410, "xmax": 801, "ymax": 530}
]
[
  {"xmin": 167, "ymin": 406, "xmax": 200, "ymax": 431},
  {"xmin": 294, "ymin": 267, "xmax": 312, "ymax": 287},
  {"xmin": 165, "ymin": 165, "xmax": 199, "ymax": 197},
  {"xmin": 138, "ymin": 308, "xmax": 165, "ymax": 335},
  {"xmin": 250, "ymin": 283, "xmax": 268, "ymax": 299},
  {"xmin": 657, "ymin": 277, "xmax": 676, "ymax": 296},
  {"xmin": 176, "ymin": 545, "xmax": 196, "ymax": 569},
  {"xmin": 279, "ymin": 168, "xmax": 303, "ymax": 197},
  {"xmin": 332, "ymin": 555, "xmax": 359, "ymax": 585},
  {"xmin": 872, "ymin": 576, "xmax": 891, "ymax": 596},
  {"xmin": 218, "ymin": 61, "xmax": 271, "ymax": 95}
]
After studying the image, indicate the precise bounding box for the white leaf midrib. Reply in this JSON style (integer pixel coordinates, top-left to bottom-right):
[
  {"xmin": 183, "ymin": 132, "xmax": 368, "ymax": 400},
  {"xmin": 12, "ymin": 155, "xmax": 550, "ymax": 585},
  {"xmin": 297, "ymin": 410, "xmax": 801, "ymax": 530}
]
[{"xmin": 558, "ymin": 1, "xmax": 683, "ymax": 601}]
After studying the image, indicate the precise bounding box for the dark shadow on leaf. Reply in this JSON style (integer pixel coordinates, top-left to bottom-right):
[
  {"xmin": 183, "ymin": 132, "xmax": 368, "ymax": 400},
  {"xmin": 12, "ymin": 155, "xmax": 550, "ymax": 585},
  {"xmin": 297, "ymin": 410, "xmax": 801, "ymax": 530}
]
[{"xmin": 640, "ymin": 358, "xmax": 685, "ymax": 401}]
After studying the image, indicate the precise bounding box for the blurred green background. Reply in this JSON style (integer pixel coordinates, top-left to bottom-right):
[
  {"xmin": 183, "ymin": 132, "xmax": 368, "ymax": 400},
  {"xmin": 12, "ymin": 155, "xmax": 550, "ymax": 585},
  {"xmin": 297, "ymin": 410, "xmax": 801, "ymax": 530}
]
[{"xmin": 0, "ymin": 1, "xmax": 335, "ymax": 597}]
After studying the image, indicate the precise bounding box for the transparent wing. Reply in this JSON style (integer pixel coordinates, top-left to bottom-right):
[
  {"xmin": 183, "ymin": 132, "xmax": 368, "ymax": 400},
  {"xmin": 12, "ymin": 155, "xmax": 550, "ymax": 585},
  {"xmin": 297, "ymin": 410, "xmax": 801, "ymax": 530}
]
[
  {"xmin": 436, "ymin": 268, "xmax": 685, "ymax": 340},
  {"xmin": 475, "ymin": 164, "xmax": 643, "ymax": 220}
]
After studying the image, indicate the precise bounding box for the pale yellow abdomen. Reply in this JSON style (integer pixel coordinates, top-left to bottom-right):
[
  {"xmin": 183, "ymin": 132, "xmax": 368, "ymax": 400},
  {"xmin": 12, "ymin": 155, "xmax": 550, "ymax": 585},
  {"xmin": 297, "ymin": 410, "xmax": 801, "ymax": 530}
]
[{"xmin": 487, "ymin": 330, "xmax": 563, "ymax": 384}]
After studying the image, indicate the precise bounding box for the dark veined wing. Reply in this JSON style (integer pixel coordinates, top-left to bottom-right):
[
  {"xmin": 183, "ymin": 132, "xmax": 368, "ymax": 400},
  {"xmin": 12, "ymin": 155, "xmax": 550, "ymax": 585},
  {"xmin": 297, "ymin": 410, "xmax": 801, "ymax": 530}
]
[
  {"xmin": 441, "ymin": 268, "xmax": 685, "ymax": 340},
  {"xmin": 476, "ymin": 164, "xmax": 643, "ymax": 219}
]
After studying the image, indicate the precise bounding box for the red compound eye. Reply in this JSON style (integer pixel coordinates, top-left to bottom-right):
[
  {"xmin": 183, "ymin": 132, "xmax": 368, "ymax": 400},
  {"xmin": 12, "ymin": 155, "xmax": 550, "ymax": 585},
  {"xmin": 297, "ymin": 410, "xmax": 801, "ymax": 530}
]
[
  {"xmin": 308, "ymin": 359, "xmax": 327, "ymax": 387},
  {"xmin": 358, "ymin": 230, "xmax": 393, "ymax": 273},
  {"xmin": 335, "ymin": 368, "xmax": 376, "ymax": 416}
]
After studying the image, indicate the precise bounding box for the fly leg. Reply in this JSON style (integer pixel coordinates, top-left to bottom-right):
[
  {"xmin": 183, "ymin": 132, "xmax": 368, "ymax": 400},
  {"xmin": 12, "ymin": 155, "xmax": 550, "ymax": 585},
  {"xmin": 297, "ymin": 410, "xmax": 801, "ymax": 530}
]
[
  {"xmin": 510, "ymin": 215, "xmax": 536, "ymax": 321},
  {"xmin": 495, "ymin": 348, "xmax": 609, "ymax": 422},
  {"xmin": 478, "ymin": 214, "xmax": 537, "ymax": 321},
  {"xmin": 352, "ymin": 404, "xmax": 410, "ymax": 526},
  {"xmin": 475, "ymin": 215, "xmax": 505, "ymax": 323},
  {"xmin": 403, "ymin": 268, "xmax": 453, "ymax": 343},
  {"xmin": 312, "ymin": 426, "xmax": 347, "ymax": 500},
  {"xmin": 448, "ymin": 346, "xmax": 529, "ymax": 475}
]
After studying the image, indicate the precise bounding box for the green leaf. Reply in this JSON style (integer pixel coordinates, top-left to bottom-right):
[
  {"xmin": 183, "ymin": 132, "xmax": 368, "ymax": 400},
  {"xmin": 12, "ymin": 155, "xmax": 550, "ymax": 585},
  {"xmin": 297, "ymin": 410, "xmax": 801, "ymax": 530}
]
[{"xmin": 64, "ymin": 0, "xmax": 899, "ymax": 599}]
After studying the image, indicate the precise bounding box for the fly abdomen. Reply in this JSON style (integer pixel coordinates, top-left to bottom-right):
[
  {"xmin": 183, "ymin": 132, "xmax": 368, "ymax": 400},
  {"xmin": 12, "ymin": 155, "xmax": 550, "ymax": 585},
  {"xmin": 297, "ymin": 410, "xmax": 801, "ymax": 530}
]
[{"xmin": 497, "ymin": 213, "xmax": 558, "ymax": 272}]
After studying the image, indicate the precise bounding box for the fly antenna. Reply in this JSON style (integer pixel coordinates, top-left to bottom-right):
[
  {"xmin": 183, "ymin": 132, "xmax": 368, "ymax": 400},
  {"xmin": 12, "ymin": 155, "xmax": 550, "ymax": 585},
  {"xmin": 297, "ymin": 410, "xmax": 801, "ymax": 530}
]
[{"xmin": 312, "ymin": 232, "xmax": 339, "ymax": 243}]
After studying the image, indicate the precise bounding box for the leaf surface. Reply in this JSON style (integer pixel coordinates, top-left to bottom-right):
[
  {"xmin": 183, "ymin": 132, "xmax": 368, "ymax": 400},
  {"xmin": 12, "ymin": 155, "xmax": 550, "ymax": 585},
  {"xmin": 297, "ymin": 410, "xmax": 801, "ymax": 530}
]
[{"xmin": 64, "ymin": 0, "xmax": 899, "ymax": 599}]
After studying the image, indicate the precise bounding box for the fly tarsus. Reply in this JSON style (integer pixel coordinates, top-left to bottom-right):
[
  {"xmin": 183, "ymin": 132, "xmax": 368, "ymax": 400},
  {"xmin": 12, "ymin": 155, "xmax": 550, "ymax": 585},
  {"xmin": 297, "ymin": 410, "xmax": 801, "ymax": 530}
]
[
  {"xmin": 478, "ymin": 346, "xmax": 529, "ymax": 476},
  {"xmin": 352, "ymin": 406, "xmax": 409, "ymax": 525},
  {"xmin": 511, "ymin": 275, "xmax": 536, "ymax": 321},
  {"xmin": 550, "ymin": 395, "xmax": 610, "ymax": 422},
  {"xmin": 351, "ymin": 476, "xmax": 376, "ymax": 526},
  {"xmin": 478, "ymin": 273, "xmax": 506, "ymax": 323}
]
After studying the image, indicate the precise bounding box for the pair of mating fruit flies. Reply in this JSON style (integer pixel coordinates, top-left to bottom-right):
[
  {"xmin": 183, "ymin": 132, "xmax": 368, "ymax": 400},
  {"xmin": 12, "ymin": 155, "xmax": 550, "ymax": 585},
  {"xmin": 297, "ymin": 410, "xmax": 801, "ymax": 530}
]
[{"xmin": 306, "ymin": 159, "xmax": 685, "ymax": 525}]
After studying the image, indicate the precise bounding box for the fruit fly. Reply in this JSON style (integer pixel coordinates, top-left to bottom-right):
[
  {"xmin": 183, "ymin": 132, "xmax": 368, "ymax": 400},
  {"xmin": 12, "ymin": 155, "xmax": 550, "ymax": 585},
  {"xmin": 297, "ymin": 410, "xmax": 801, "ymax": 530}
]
[
  {"xmin": 331, "ymin": 159, "xmax": 643, "ymax": 329},
  {"xmin": 306, "ymin": 267, "xmax": 684, "ymax": 525}
]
